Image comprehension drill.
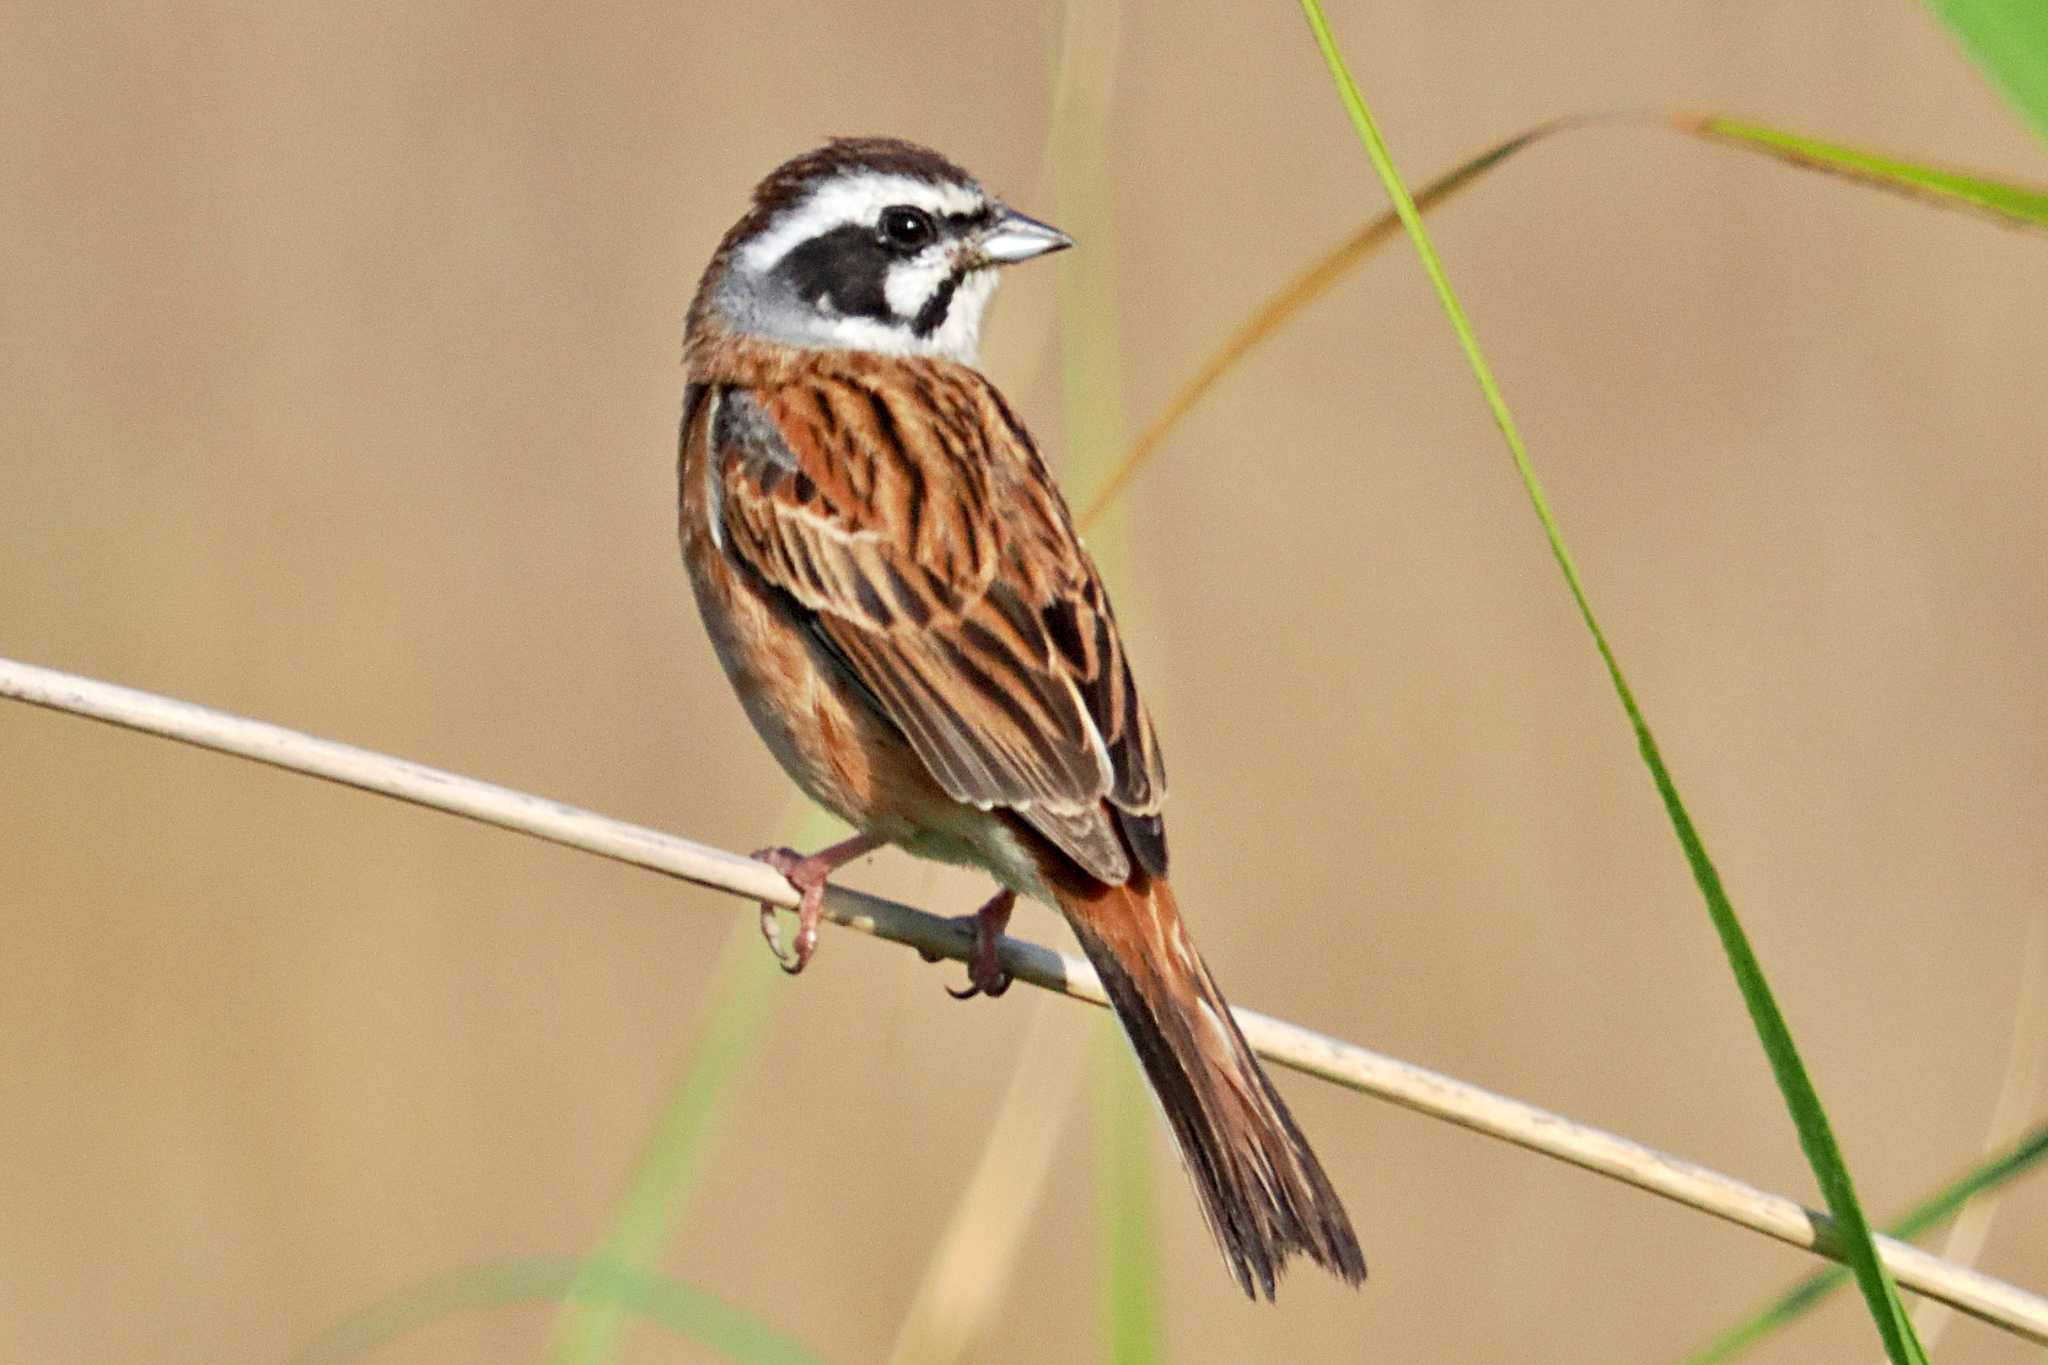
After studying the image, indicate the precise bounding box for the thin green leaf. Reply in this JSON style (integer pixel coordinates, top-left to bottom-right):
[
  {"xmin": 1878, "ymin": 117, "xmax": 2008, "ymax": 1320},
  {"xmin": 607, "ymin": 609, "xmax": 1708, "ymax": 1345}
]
[
  {"xmin": 1688, "ymin": 115, "xmax": 2048, "ymax": 227},
  {"xmin": 1684, "ymin": 1120, "xmax": 2048, "ymax": 1364},
  {"xmin": 1292, "ymin": 5, "xmax": 1928, "ymax": 1363},
  {"xmin": 1047, "ymin": 0, "xmax": 1164, "ymax": 1355},
  {"xmin": 1051, "ymin": 0, "xmax": 1133, "ymax": 565},
  {"xmin": 1084, "ymin": 109, "xmax": 2045, "ymax": 531},
  {"xmin": 1094, "ymin": 1021, "xmax": 1163, "ymax": 1365},
  {"xmin": 546, "ymin": 804, "xmax": 841, "ymax": 1364},
  {"xmin": 1926, "ymin": 0, "xmax": 2048, "ymax": 143},
  {"xmin": 292, "ymin": 1256, "xmax": 822, "ymax": 1365},
  {"xmin": 1076, "ymin": 118, "xmax": 1578, "ymax": 532}
]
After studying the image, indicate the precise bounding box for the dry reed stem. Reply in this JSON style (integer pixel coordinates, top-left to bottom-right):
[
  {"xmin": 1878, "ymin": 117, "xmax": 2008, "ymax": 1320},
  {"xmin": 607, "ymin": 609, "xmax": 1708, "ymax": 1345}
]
[
  {"xmin": 1902, "ymin": 915, "xmax": 2048, "ymax": 1355},
  {"xmin": 885, "ymin": 997, "xmax": 1086, "ymax": 1365},
  {"xmin": 2, "ymin": 652, "xmax": 2043, "ymax": 1344}
]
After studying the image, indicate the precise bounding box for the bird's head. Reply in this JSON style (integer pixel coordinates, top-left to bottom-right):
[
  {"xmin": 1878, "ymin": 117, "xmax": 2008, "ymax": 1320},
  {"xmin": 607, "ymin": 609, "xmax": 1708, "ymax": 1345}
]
[{"xmin": 695, "ymin": 138, "xmax": 1071, "ymax": 365}]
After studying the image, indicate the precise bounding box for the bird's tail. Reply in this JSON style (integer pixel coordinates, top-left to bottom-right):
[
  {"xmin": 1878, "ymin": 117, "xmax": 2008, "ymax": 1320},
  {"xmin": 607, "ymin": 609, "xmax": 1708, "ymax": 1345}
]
[{"xmin": 1051, "ymin": 870, "xmax": 1366, "ymax": 1299}]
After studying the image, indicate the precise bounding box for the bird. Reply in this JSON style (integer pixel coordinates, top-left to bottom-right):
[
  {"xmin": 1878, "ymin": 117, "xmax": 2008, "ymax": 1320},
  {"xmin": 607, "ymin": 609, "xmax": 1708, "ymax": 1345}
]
[{"xmin": 677, "ymin": 136, "xmax": 1365, "ymax": 1299}]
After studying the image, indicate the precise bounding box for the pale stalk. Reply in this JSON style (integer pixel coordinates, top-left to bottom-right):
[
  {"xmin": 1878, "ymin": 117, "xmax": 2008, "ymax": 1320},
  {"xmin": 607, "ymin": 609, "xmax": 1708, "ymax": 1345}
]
[{"xmin": 3, "ymin": 652, "xmax": 2046, "ymax": 1346}]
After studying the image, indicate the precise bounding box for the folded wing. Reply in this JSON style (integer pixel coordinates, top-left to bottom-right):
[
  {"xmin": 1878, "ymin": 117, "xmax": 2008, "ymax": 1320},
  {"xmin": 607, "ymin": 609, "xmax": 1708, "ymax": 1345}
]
[{"xmin": 707, "ymin": 364, "xmax": 1165, "ymax": 883}]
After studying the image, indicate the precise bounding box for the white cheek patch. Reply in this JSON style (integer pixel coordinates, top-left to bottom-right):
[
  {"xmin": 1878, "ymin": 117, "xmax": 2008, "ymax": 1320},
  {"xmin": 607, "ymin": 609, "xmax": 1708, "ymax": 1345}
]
[
  {"xmin": 792, "ymin": 265, "xmax": 997, "ymax": 364},
  {"xmin": 924, "ymin": 269, "xmax": 998, "ymax": 364},
  {"xmin": 883, "ymin": 250, "xmax": 955, "ymax": 321},
  {"xmin": 739, "ymin": 174, "xmax": 988, "ymax": 275}
]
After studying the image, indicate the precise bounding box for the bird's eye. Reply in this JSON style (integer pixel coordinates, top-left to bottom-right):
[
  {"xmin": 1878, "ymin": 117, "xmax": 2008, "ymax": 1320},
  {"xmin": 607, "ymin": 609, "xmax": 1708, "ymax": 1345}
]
[{"xmin": 878, "ymin": 205, "xmax": 937, "ymax": 251}]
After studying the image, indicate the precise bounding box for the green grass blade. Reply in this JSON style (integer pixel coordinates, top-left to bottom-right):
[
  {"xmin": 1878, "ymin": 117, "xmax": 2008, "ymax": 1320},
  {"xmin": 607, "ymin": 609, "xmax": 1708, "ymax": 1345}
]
[
  {"xmin": 1094, "ymin": 1021, "xmax": 1163, "ymax": 1365},
  {"xmin": 1048, "ymin": 0, "xmax": 1164, "ymax": 1354},
  {"xmin": 1926, "ymin": 0, "xmax": 2048, "ymax": 142},
  {"xmin": 1083, "ymin": 109, "xmax": 2045, "ymax": 537},
  {"xmin": 1051, "ymin": 0, "xmax": 1134, "ymax": 566},
  {"xmin": 546, "ymin": 803, "xmax": 842, "ymax": 1364},
  {"xmin": 1293, "ymin": 6, "xmax": 1928, "ymax": 1362},
  {"xmin": 1683, "ymin": 1119, "xmax": 2048, "ymax": 1363},
  {"xmin": 291, "ymin": 1255, "xmax": 823, "ymax": 1365},
  {"xmin": 1076, "ymin": 118, "xmax": 1574, "ymax": 532},
  {"xmin": 1687, "ymin": 115, "xmax": 2048, "ymax": 227},
  {"xmin": 545, "ymin": 921, "xmax": 783, "ymax": 1362}
]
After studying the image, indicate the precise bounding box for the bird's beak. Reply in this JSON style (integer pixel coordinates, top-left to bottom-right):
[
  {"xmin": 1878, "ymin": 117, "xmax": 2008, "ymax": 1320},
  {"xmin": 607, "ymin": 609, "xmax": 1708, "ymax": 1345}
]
[{"xmin": 977, "ymin": 209, "xmax": 1075, "ymax": 265}]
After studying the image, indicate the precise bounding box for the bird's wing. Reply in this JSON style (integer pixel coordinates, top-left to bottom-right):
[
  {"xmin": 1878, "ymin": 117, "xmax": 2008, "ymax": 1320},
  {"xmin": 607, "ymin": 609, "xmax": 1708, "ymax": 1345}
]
[{"xmin": 706, "ymin": 362, "xmax": 1165, "ymax": 883}]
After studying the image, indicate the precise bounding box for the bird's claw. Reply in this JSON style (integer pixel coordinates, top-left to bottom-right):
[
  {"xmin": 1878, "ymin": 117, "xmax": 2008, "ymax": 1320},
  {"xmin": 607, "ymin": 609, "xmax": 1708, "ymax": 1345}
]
[
  {"xmin": 782, "ymin": 915, "xmax": 820, "ymax": 976},
  {"xmin": 942, "ymin": 889, "xmax": 1015, "ymax": 1001},
  {"xmin": 946, "ymin": 972, "xmax": 1010, "ymax": 1001},
  {"xmin": 751, "ymin": 844, "xmax": 821, "ymax": 975},
  {"xmin": 758, "ymin": 902, "xmax": 792, "ymax": 965}
]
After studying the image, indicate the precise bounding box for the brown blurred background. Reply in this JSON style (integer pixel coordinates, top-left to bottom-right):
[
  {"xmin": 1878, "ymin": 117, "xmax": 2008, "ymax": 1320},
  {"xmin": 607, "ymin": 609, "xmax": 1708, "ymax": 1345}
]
[{"xmin": 3, "ymin": 2, "xmax": 2045, "ymax": 1361}]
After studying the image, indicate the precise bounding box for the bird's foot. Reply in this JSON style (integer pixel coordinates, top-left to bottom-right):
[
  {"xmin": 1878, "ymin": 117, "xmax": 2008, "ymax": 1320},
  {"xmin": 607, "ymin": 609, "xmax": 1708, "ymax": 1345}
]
[
  {"xmin": 944, "ymin": 888, "xmax": 1016, "ymax": 1000},
  {"xmin": 751, "ymin": 833, "xmax": 884, "ymax": 975}
]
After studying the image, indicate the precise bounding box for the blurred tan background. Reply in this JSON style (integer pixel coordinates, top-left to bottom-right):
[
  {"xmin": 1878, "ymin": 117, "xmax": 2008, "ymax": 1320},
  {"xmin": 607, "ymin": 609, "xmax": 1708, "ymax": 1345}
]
[{"xmin": 4, "ymin": 1, "xmax": 2045, "ymax": 1361}]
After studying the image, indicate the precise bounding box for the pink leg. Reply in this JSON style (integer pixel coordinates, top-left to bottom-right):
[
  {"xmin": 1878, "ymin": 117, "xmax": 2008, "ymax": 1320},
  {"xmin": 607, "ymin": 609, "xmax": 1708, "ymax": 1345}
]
[
  {"xmin": 945, "ymin": 888, "xmax": 1016, "ymax": 1000},
  {"xmin": 753, "ymin": 832, "xmax": 885, "ymax": 975}
]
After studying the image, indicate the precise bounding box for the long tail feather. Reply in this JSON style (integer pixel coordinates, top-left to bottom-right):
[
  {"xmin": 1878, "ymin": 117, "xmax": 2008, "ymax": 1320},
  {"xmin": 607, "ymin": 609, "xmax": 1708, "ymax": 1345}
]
[{"xmin": 1053, "ymin": 871, "xmax": 1366, "ymax": 1299}]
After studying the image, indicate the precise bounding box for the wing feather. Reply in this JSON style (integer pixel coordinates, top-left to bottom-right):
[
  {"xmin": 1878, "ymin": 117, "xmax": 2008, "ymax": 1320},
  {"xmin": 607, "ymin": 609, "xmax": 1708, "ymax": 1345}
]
[{"xmin": 709, "ymin": 362, "xmax": 1166, "ymax": 882}]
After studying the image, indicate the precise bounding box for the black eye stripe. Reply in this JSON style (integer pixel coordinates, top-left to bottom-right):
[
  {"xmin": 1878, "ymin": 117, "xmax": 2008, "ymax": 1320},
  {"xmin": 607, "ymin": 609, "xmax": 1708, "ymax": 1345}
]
[
  {"xmin": 775, "ymin": 223, "xmax": 892, "ymax": 321},
  {"xmin": 768, "ymin": 199, "xmax": 993, "ymax": 334},
  {"xmin": 942, "ymin": 206, "xmax": 996, "ymax": 231}
]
